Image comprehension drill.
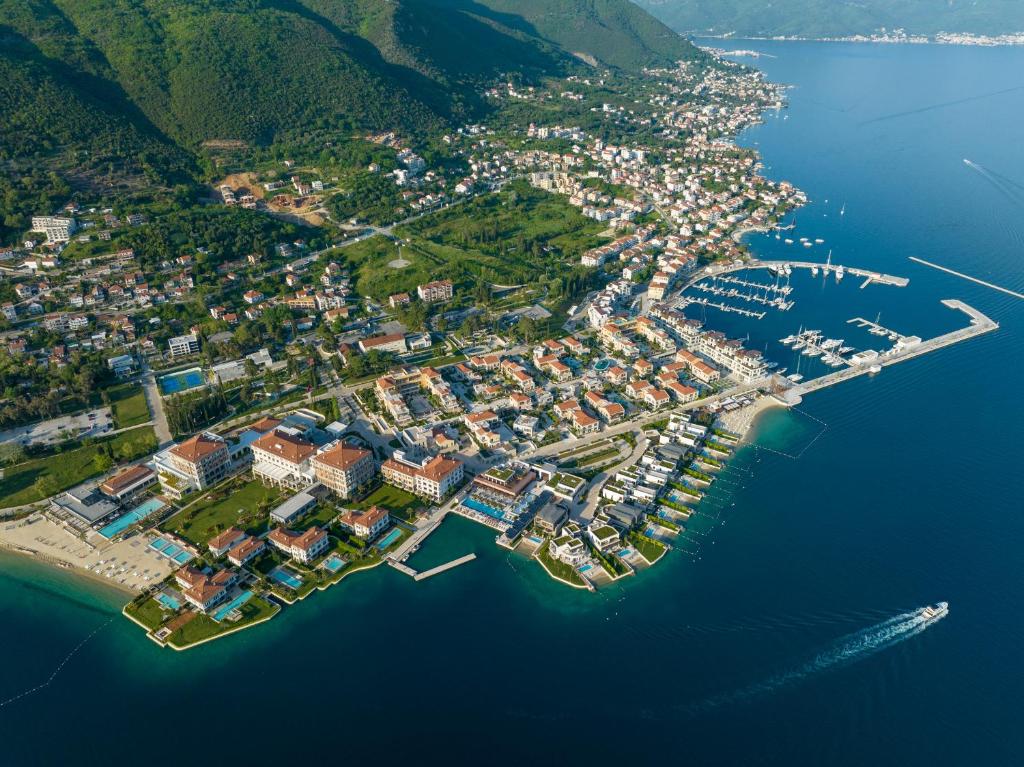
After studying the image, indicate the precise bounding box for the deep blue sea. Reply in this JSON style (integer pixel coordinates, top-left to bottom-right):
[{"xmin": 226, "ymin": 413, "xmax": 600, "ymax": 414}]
[{"xmin": 3, "ymin": 41, "xmax": 1024, "ymax": 765}]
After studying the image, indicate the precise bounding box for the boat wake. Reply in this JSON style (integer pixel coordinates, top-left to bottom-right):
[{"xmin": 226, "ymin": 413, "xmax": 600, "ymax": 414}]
[
  {"xmin": 688, "ymin": 605, "xmax": 948, "ymax": 714},
  {"xmin": 963, "ymin": 159, "xmax": 1024, "ymax": 208}
]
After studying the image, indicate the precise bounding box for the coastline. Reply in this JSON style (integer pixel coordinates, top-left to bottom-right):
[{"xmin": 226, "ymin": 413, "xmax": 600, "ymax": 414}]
[
  {"xmin": 0, "ymin": 513, "xmax": 174, "ymax": 595},
  {"xmin": 0, "ymin": 544, "xmax": 135, "ymax": 599},
  {"xmin": 696, "ymin": 33, "xmax": 1024, "ymax": 47}
]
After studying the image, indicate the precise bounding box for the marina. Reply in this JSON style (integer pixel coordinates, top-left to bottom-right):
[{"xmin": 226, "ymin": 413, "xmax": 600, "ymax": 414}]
[{"xmin": 782, "ymin": 300, "xmax": 998, "ymax": 401}]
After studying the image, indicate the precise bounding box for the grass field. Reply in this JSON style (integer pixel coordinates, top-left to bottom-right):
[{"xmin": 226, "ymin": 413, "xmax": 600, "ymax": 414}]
[
  {"xmin": 336, "ymin": 182, "xmax": 607, "ymax": 300},
  {"xmin": 352, "ymin": 484, "xmax": 422, "ymax": 521},
  {"xmin": 161, "ymin": 479, "xmax": 283, "ymax": 547},
  {"xmin": 0, "ymin": 427, "xmax": 158, "ymax": 508},
  {"xmin": 166, "ymin": 596, "xmax": 279, "ymax": 649},
  {"xmin": 536, "ymin": 543, "xmax": 587, "ymax": 587},
  {"xmin": 108, "ymin": 384, "xmax": 151, "ymax": 429}
]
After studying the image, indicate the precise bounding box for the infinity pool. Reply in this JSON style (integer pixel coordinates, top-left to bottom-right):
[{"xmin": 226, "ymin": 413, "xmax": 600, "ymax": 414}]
[
  {"xmin": 212, "ymin": 591, "xmax": 253, "ymax": 622},
  {"xmin": 462, "ymin": 497, "xmax": 505, "ymax": 521},
  {"xmin": 98, "ymin": 498, "xmax": 166, "ymax": 539},
  {"xmin": 375, "ymin": 528, "xmax": 402, "ymax": 550}
]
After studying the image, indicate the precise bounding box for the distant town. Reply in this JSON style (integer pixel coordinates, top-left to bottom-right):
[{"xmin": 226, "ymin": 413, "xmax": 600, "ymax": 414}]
[{"xmin": 0, "ymin": 49, "xmax": 995, "ymax": 650}]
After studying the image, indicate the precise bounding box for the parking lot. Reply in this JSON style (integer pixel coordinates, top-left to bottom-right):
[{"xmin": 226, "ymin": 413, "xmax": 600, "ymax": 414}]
[{"xmin": 0, "ymin": 407, "xmax": 114, "ymax": 447}]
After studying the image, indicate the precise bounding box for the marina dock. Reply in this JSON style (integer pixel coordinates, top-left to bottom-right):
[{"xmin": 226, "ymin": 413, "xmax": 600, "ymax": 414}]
[
  {"xmin": 697, "ymin": 258, "xmax": 910, "ymax": 288},
  {"xmin": 783, "ymin": 300, "xmax": 997, "ymax": 401}
]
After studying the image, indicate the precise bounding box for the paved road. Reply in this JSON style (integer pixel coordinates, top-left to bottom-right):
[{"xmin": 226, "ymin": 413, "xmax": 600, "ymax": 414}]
[{"xmin": 140, "ymin": 358, "xmax": 172, "ymax": 447}]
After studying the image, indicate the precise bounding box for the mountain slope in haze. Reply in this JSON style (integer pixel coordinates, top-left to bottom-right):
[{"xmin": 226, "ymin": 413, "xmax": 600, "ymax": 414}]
[
  {"xmin": 635, "ymin": 0, "xmax": 1024, "ymax": 38},
  {"xmin": 1, "ymin": 0, "xmax": 701, "ymax": 241}
]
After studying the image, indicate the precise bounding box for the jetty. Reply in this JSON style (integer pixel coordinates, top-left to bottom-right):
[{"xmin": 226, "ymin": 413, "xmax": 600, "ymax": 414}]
[
  {"xmin": 782, "ymin": 300, "xmax": 997, "ymax": 402},
  {"xmin": 909, "ymin": 256, "xmax": 1024, "ymax": 300},
  {"xmin": 386, "ymin": 552, "xmax": 477, "ymax": 581},
  {"xmin": 414, "ymin": 554, "xmax": 477, "ymax": 581}
]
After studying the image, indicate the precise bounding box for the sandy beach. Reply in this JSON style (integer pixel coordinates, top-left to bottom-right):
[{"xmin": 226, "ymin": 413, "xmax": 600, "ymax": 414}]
[
  {"xmin": 0, "ymin": 513, "xmax": 174, "ymax": 594},
  {"xmin": 717, "ymin": 393, "xmax": 786, "ymax": 442}
]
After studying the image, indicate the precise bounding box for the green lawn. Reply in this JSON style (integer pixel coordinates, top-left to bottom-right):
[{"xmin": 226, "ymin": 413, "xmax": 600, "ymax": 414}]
[
  {"xmin": 166, "ymin": 595, "xmax": 279, "ymax": 649},
  {"xmin": 160, "ymin": 478, "xmax": 283, "ymax": 547},
  {"xmin": 352, "ymin": 484, "xmax": 423, "ymax": 521},
  {"xmin": 335, "ymin": 182, "xmax": 607, "ymax": 300},
  {"xmin": 108, "ymin": 383, "xmax": 151, "ymax": 429},
  {"xmin": 0, "ymin": 427, "xmax": 158, "ymax": 508},
  {"xmin": 536, "ymin": 543, "xmax": 587, "ymax": 587},
  {"xmin": 124, "ymin": 596, "xmax": 168, "ymax": 631},
  {"xmin": 627, "ymin": 531, "xmax": 667, "ymax": 565}
]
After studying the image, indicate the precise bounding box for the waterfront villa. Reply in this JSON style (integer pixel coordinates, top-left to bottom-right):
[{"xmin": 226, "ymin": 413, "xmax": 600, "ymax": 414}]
[
  {"xmin": 175, "ymin": 566, "xmax": 238, "ymax": 612},
  {"xmin": 338, "ymin": 505, "xmax": 390, "ymax": 541},
  {"xmin": 549, "ymin": 535, "xmax": 588, "ymax": 566},
  {"xmin": 267, "ymin": 526, "xmax": 330, "ymax": 564}
]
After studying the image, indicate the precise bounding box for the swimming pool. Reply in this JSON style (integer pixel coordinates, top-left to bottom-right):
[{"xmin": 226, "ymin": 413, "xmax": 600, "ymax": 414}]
[
  {"xmin": 375, "ymin": 528, "xmax": 402, "ymax": 550},
  {"xmin": 156, "ymin": 593, "xmax": 180, "ymax": 611},
  {"xmin": 594, "ymin": 359, "xmax": 611, "ymax": 371},
  {"xmin": 98, "ymin": 498, "xmax": 166, "ymax": 539},
  {"xmin": 173, "ymin": 551, "xmax": 192, "ymax": 564},
  {"xmin": 323, "ymin": 554, "xmax": 346, "ymax": 573},
  {"xmin": 578, "ymin": 564, "xmax": 592, "ymax": 573},
  {"xmin": 269, "ymin": 567, "xmax": 303, "ymax": 590},
  {"xmin": 462, "ymin": 497, "xmax": 506, "ymax": 521},
  {"xmin": 150, "ymin": 537, "xmax": 169, "ymax": 551},
  {"xmin": 212, "ymin": 591, "xmax": 253, "ymax": 622},
  {"xmin": 159, "ymin": 367, "xmax": 206, "ymax": 395},
  {"xmin": 618, "ymin": 549, "xmax": 632, "ymax": 558}
]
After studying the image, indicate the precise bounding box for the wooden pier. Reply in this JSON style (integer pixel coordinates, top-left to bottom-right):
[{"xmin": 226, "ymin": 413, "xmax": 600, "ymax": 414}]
[{"xmin": 414, "ymin": 553, "xmax": 477, "ymax": 581}]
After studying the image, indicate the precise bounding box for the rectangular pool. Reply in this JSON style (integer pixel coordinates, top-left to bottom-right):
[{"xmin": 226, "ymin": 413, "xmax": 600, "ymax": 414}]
[
  {"xmin": 462, "ymin": 497, "xmax": 506, "ymax": 521},
  {"xmin": 212, "ymin": 591, "xmax": 253, "ymax": 622},
  {"xmin": 156, "ymin": 593, "xmax": 180, "ymax": 611},
  {"xmin": 159, "ymin": 367, "xmax": 206, "ymax": 395},
  {"xmin": 269, "ymin": 566, "xmax": 303, "ymax": 590},
  {"xmin": 322, "ymin": 554, "xmax": 346, "ymax": 573},
  {"xmin": 98, "ymin": 498, "xmax": 166, "ymax": 539},
  {"xmin": 578, "ymin": 564, "xmax": 592, "ymax": 573},
  {"xmin": 375, "ymin": 528, "xmax": 402, "ymax": 550}
]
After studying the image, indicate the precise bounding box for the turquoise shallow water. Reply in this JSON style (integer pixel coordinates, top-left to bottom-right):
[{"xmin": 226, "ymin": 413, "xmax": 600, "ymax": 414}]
[{"xmin": 3, "ymin": 41, "xmax": 1024, "ymax": 765}]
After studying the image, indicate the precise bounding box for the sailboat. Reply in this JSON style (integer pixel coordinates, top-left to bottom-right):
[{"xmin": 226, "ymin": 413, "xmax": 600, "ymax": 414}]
[{"xmin": 840, "ymin": 202, "xmax": 846, "ymax": 216}]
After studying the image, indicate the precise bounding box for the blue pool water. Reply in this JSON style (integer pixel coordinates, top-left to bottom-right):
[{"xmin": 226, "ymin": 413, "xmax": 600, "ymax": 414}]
[
  {"xmin": 618, "ymin": 549, "xmax": 631, "ymax": 558},
  {"xmin": 593, "ymin": 359, "xmax": 611, "ymax": 371},
  {"xmin": 269, "ymin": 567, "xmax": 303, "ymax": 590},
  {"xmin": 158, "ymin": 368, "xmax": 205, "ymax": 395},
  {"xmin": 462, "ymin": 497, "xmax": 505, "ymax": 521},
  {"xmin": 162, "ymin": 544, "xmax": 181, "ymax": 558},
  {"xmin": 323, "ymin": 555, "xmax": 346, "ymax": 573},
  {"xmin": 212, "ymin": 591, "xmax": 253, "ymax": 622},
  {"xmin": 173, "ymin": 551, "xmax": 192, "ymax": 565},
  {"xmin": 98, "ymin": 498, "xmax": 166, "ymax": 539},
  {"xmin": 579, "ymin": 564, "xmax": 592, "ymax": 573},
  {"xmin": 149, "ymin": 537, "xmax": 168, "ymax": 551},
  {"xmin": 375, "ymin": 528, "xmax": 402, "ymax": 550},
  {"xmin": 156, "ymin": 593, "xmax": 180, "ymax": 611}
]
